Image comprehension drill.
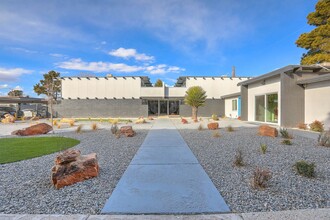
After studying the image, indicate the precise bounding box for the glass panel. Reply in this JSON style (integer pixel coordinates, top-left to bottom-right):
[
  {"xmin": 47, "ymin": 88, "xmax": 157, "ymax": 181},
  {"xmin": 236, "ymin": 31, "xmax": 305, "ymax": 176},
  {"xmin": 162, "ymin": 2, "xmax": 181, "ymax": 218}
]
[
  {"xmin": 232, "ymin": 99, "xmax": 237, "ymax": 111},
  {"xmin": 266, "ymin": 94, "xmax": 278, "ymax": 123},
  {"xmin": 159, "ymin": 100, "xmax": 167, "ymax": 115},
  {"xmin": 148, "ymin": 100, "xmax": 158, "ymax": 116},
  {"xmin": 255, "ymin": 95, "xmax": 265, "ymax": 122},
  {"xmin": 169, "ymin": 101, "xmax": 179, "ymax": 115}
]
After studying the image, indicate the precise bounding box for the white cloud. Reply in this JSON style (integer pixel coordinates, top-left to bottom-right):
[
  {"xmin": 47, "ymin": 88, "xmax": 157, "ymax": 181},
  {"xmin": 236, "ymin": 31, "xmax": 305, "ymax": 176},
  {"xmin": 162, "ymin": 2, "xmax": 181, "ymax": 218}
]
[
  {"xmin": 0, "ymin": 84, "xmax": 8, "ymax": 89},
  {"xmin": 109, "ymin": 48, "xmax": 154, "ymax": 62},
  {"xmin": 0, "ymin": 67, "xmax": 33, "ymax": 81},
  {"xmin": 57, "ymin": 58, "xmax": 144, "ymax": 73},
  {"xmin": 49, "ymin": 53, "xmax": 68, "ymax": 58},
  {"xmin": 57, "ymin": 58, "xmax": 185, "ymax": 75},
  {"xmin": 13, "ymin": 85, "xmax": 23, "ymax": 91}
]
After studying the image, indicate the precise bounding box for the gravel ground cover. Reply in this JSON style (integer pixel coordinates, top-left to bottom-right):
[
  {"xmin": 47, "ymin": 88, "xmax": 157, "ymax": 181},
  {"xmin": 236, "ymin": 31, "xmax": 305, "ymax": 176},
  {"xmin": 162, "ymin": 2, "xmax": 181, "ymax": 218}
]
[
  {"xmin": 0, "ymin": 127, "xmax": 149, "ymax": 214},
  {"xmin": 178, "ymin": 125, "xmax": 330, "ymax": 213}
]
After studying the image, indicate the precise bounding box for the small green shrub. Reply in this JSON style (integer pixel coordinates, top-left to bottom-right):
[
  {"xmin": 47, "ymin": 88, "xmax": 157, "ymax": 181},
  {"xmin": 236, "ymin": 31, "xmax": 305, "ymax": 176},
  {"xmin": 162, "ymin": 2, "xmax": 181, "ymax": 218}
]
[
  {"xmin": 281, "ymin": 139, "xmax": 292, "ymax": 145},
  {"xmin": 318, "ymin": 131, "xmax": 330, "ymax": 147},
  {"xmin": 280, "ymin": 128, "xmax": 293, "ymax": 139},
  {"xmin": 211, "ymin": 114, "xmax": 219, "ymax": 121},
  {"xmin": 226, "ymin": 125, "xmax": 234, "ymax": 132},
  {"xmin": 111, "ymin": 124, "xmax": 118, "ymax": 135},
  {"xmin": 251, "ymin": 167, "xmax": 272, "ymax": 189},
  {"xmin": 309, "ymin": 120, "xmax": 324, "ymax": 132},
  {"xmin": 294, "ymin": 161, "xmax": 315, "ymax": 178},
  {"xmin": 260, "ymin": 144, "xmax": 267, "ymax": 154},
  {"xmin": 233, "ymin": 149, "xmax": 244, "ymax": 167}
]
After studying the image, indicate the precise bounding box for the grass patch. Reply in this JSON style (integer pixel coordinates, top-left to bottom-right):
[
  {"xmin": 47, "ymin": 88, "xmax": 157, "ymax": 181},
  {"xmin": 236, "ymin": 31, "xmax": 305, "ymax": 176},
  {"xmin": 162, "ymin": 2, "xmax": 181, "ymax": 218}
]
[{"xmin": 0, "ymin": 137, "xmax": 80, "ymax": 164}]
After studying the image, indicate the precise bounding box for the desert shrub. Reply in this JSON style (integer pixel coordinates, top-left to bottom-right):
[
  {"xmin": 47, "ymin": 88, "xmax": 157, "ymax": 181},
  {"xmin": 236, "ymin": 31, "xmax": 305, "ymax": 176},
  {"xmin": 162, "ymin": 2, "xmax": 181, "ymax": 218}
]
[
  {"xmin": 281, "ymin": 139, "xmax": 292, "ymax": 145},
  {"xmin": 318, "ymin": 131, "xmax": 330, "ymax": 147},
  {"xmin": 69, "ymin": 120, "xmax": 75, "ymax": 127},
  {"xmin": 297, "ymin": 123, "xmax": 307, "ymax": 130},
  {"xmin": 211, "ymin": 114, "xmax": 219, "ymax": 121},
  {"xmin": 226, "ymin": 125, "xmax": 234, "ymax": 132},
  {"xmin": 233, "ymin": 149, "xmax": 244, "ymax": 167},
  {"xmin": 199, "ymin": 117, "xmax": 203, "ymax": 121},
  {"xmin": 294, "ymin": 160, "xmax": 315, "ymax": 178},
  {"xmin": 115, "ymin": 130, "xmax": 121, "ymax": 139},
  {"xmin": 135, "ymin": 118, "xmax": 146, "ymax": 124},
  {"xmin": 111, "ymin": 124, "xmax": 118, "ymax": 135},
  {"xmin": 260, "ymin": 144, "xmax": 267, "ymax": 154},
  {"xmin": 53, "ymin": 120, "xmax": 58, "ymax": 126},
  {"xmin": 76, "ymin": 125, "xmax": 83, "ymax": 133},
  {"xmin": 91, "ymin": 123, "xmax": 98, "ymax": 130},
  {"xmin": 57, "ymin": 123, "xmax": 61, "ymax": 129},
  {"xmin": 251, "ymin": 167, "xmax": 272, "ymax": 189},
  {"xmin": 212, "ymin": 131, "xmax": 220, "ymax": 138},
  {"xmin": 309, "ymin": 120, "xmax": 324, "ymax": 132},
  {"xmin": 198, "ymin": 124, "xmax": 203, "ymax": 131},
  {"xmin": 279, "ymin": 128, "xmax": 293, "ymax": 139}
]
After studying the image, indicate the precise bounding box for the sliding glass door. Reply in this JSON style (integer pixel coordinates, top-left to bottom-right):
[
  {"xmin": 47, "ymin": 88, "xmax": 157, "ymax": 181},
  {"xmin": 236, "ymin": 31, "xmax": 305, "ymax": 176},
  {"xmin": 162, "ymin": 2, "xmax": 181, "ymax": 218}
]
[{"xmin": 255, "ymin": 93, "xmax": 278, "ymax": 123}]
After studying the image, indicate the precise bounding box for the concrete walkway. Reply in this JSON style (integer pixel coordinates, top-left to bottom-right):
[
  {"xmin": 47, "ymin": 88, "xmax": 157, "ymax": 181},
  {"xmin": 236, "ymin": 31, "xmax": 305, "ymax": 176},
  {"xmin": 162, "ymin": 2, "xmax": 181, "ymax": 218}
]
[{"xmin": 101, "ymin": 118, "xmax": 230, "ymax": 214}]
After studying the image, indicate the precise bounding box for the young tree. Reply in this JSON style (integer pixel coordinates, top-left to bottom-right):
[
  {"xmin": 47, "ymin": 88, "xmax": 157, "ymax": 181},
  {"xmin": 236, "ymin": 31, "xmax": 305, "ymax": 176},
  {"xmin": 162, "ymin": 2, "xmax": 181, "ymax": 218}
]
[
  {"xmin": 8, "ymin": 89, "xmax": 23, "ymax": 97},
  {"xmin": 33, "ymin": 70, "xmax": 61, "ymax": 127},
  {"xmin": 184, "ymin": 86, "xmax": 207, "ymax": 121},
  {"xmin": 154, "ymin": 79, "xmax": 163, "ymax": 87},
  {"xmin": 296, "ymin": 0, "xmax": 330, "ymax": 64}
]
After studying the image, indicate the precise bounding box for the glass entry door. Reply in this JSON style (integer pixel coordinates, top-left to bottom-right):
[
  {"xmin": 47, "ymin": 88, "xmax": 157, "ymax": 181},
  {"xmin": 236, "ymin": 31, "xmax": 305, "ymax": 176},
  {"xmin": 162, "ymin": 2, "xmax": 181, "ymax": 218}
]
[
  {"xmin": 255, "ymin": 95, "xmax": 265, "ymax": 122},
  {"xmin": 255, "ymin": 93, "xmax": 278, "ymax": 123},
  {"xmin": 159, "ymin": 101, "xmax": 167, "ymax": 115}
]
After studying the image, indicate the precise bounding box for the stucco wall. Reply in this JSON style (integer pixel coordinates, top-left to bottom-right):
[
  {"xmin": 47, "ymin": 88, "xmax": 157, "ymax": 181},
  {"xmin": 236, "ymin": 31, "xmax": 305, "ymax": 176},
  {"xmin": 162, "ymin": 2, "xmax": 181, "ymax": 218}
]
[
  {"xmin": 247, "ymin": 76, "xmax": 281, "ymax": 124},
  {"xmin": 179, "ymin": 99, "xmax": 225, "ymax": 117},
  {"xmin": 305, "ymin": 80, "xmax": 330, "ymax": 129},
  {"xmin": 225, "ymin": 97, "xmax": 239, "ymax": 118}
]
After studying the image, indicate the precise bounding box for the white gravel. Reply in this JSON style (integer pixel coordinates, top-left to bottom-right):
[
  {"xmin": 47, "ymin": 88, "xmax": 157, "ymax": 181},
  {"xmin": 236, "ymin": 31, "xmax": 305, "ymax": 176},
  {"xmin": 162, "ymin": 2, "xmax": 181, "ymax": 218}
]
[
  {"xmin": 178, "ymin": 123, "xmax": 330, "ymax": 213},
  {"xmin": 0, "ymin": 126, "xmax": 149, "ymax": 214}
]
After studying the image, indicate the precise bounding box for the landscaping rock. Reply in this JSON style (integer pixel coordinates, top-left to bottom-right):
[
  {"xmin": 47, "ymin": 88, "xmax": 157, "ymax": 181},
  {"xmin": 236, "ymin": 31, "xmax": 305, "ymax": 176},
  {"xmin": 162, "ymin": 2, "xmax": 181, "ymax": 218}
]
[
  {"xmin": 51, "ymin": 151, "xmax": 99, "ymax": 189},
  {"xmin": 181, "ymin": 118, "xmax": 188, "ymax": 124},
  {"xmin": 1, "ymin": 114, "xmax": 15, "ymax": 123},
  {"xmin": 258, "ymin": 125, "xmax": 278, "ymax": 137},
  {"xmin": 208, "ymin": 122, "xmax": 219, "ymax": 130},
  {"xmin": 148, "ymin": 116, "xmax": 154, "ymax": 120},
  {"xmin": 11, "ymin": 123, "xmax": 53, "ymax": 136},
  {"xmin": 120, "ymin": 126, "xmax": 135, "ymax": 137}
]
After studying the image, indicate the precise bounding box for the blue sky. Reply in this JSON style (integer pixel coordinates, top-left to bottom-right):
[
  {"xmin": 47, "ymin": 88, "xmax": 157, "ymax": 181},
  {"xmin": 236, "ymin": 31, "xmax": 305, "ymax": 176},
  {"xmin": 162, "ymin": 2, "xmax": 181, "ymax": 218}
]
[{"xmin": 0, "ymin": 0, "xmax": 318, "ymax": 97}]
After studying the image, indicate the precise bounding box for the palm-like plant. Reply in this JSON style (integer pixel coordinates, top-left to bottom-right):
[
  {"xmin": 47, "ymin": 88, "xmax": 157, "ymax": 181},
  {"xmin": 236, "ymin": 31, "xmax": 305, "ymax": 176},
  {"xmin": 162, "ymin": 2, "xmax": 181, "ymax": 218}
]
[{"xmin": 184, "ymin": 86, "xmax": 207, "ymax": 121}]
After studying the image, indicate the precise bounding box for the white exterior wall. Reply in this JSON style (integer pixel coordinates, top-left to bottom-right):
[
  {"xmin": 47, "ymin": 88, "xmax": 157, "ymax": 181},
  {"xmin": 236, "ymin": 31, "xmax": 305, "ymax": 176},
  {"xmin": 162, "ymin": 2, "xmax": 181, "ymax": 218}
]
[
  {"xmin": 247, "ymin": 76, "xmax": 281, "ymax": 124},
  {"xmin": 167, "ymin": 87, "xmax": 186, "ymax": 97},
  {"xmin": 185, "ymin": 77, "xmax": 248, "ymax": 98},
  {"xmin": 140, "ymin": 87, "xmax": 164, "ymax": 98},
  {"xmin": 305, "ymin": 80, "xmax": 330, "ymax": 129},
  {"xmin": 225, "ymin": 97, "xmax": 239, "ymax": 118},
  {"xmin": 61, "ymin": 77, "xmax": 142, "ymax": 99}
]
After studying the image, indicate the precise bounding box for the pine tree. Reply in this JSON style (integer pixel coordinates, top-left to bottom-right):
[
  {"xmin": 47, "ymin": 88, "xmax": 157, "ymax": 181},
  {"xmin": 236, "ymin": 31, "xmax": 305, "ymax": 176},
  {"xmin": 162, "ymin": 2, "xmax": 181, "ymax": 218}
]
[{"xmin": 154, "ymin": 79, "xmax": 163, "ymax": 87}]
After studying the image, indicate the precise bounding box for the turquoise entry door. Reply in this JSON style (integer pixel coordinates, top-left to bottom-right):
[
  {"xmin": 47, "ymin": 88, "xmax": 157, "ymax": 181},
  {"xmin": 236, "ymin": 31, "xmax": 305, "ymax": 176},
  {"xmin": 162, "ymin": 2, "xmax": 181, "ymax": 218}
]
[{"xmin": 237, "ymin": 96, "xmax": 241, "ymax": 117}]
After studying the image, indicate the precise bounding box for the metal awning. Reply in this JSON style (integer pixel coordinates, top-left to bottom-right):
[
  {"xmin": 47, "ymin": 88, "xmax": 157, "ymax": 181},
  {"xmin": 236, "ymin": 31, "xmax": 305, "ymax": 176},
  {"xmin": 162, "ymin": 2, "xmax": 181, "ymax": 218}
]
[{"xmin": 0, "ymin": 97, "xmax": 48, "ymax": 104}]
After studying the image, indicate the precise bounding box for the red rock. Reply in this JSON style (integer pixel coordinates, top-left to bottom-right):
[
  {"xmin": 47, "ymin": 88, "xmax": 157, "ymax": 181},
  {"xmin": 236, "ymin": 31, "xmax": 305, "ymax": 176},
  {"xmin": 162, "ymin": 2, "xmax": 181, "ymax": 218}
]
[
  {"xmin": 181, "ymin": 118, "xmax": 188, "ymax": 124},
  {"xmin": 55, "ymin": 149, "xmax": 81, "ymax": 165},
  {"xmin": 207, "ymin": 122, "xmax": 219, "ymax": 130},
  {"xmin": 51, "ymin": 152, "xmax": 99, "ymax": 189},
  {"xmin": 258, "ymin": 125, "xmax": 278, "ymax": 138},
  {"xmin": 11, "ymin": 123, "xmax": 53, "ymax": 136},
  {"xmin": 148, "ymin": 116, "xmax": 154, "ymax": 120},
  {"xmin": 120, "ymin": 126, "xmax": 136, "ymax": 137}
]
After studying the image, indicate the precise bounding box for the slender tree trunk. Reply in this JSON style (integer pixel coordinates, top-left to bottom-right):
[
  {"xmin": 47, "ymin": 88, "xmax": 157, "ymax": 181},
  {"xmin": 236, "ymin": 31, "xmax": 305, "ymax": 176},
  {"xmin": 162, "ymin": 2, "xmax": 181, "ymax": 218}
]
[
  {"xmin": 50, "ymin": 97, "xmax": 54, "ymax": 133},
  {"xmin": 192, "ymin": 106, "xmax": 198, "ymax": 121}
]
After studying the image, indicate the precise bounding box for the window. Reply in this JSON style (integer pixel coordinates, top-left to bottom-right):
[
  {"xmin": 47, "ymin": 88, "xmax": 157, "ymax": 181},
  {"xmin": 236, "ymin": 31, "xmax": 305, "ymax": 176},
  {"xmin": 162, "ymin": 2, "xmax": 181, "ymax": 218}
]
[
  {"xmin": 232, "ymin": 99, "xmax": 238, "ymax": 111},
  {"xmin": 255, "ymin": 93, "xmax": 278, "ymax": 123}
]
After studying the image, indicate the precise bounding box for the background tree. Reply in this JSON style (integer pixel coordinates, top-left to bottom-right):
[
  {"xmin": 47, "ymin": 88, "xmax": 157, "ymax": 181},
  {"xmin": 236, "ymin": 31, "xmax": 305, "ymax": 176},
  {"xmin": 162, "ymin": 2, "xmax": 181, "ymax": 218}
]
[
  {"xmin": 8, "ymin": 89, "xmax": 23, "ymax": 97},
  {"xmin": 154, "ymin": 79, "xmax": 163, "ymax": 87},
  {"xmin": 296, "ymin": 0, "xmax": 330, "ymax": 64},
  {"xmin": 184, "ymin": 86, "xmax": 207, "ymax": 121},
  {"xmin": 33, "ymin": 70, "xmax": 61, "ymax": 127}
]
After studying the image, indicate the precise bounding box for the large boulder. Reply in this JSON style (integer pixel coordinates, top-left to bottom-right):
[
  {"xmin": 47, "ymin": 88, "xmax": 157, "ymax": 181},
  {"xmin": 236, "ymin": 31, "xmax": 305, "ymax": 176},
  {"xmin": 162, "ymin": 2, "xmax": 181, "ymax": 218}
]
[
  {"xmin": 120, "ymin": 126, "xmax": 136, "ymax": 137},
  {"xmin": 181, "ymin": 118, "xmax": 188, "ymax": 124},
  {"xmin": 258, "ymin": 125, "xmax": 278, "ymax": 138},
  {"xmin": 11, "ymin": 123, "xmax": 53, "ymax": 136},
  {"xmin": 51, "ymin": 150, "xmax": 99, "ymax": 189},
  {"xmin": 207, "ymin": 122, "xmax": 219, "ymax": 130}
]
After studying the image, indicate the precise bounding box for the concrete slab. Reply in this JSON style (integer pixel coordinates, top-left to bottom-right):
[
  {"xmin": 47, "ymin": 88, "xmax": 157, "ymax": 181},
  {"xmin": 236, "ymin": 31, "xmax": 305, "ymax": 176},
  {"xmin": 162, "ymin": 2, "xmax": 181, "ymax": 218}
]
[
  {"xmin": 131, "ymin": 147, "xmax": 198, "ymax": 165},
  {"xmin": 0, "ymin": 214, "xmax": 88, "ymax": 220},
  {"xmin": 88, "ymin": 214, "xmax": 242, "ymax": 220}
]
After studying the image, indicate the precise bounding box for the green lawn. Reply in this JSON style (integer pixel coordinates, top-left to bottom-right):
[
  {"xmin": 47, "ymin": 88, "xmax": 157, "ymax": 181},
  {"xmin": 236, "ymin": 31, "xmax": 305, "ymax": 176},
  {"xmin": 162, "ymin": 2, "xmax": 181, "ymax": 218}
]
[{"xmin": 0, "ymin": 137, "xmax": 80, "ymax": 164}]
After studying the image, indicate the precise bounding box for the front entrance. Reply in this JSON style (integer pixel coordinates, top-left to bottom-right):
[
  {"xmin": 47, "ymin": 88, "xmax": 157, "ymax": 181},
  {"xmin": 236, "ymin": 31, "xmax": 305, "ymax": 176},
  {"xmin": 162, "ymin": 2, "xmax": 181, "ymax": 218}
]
[{"xmin": 148, "ymin": 100, "xmax": 180, "ymax": 116}]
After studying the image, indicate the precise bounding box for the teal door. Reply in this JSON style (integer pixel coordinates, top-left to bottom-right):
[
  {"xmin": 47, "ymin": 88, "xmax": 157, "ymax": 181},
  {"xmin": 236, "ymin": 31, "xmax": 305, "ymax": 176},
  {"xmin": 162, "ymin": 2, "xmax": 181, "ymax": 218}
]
[{"xmin": 238, "ymin": 96, "xmax": 241, "ymax": 117}]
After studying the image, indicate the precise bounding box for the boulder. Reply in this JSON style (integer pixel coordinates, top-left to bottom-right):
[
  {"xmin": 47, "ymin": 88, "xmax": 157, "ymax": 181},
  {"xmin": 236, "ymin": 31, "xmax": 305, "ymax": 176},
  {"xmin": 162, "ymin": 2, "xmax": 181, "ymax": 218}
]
[
  {"xmin": 258, "ymin": 125, "xmax": 278, "ymax": 138},
  {"xmin": 51, "ymin": 151, "xmax": 99, "ymax": 189},
  {"xmin": 1, "ymin": 114, "xmax": 15, "ymax": 123},
  {"xmin": 148, "ymin": 116, "xmax": 154, "ymax": 120},
  {"xmin": 11, "ymin": 123, "xmax": 53, "ymax": 136},
  {"xmin": 120, "ymin": 126, "xmax": 136, "ymax": 137},
  {"xmin": 181, "ymin": 118, "xmax": 188, "ymax": 124},
  {"xmin": 207, "ymin": 122, "xmax": 219, "ymax": 130}
]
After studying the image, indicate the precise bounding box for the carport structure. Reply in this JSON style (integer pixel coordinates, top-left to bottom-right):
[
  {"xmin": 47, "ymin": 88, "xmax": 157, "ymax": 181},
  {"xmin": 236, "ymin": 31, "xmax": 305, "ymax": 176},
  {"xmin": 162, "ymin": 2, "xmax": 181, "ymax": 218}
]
[{"xmin": 0, "ymin": 97, "xmax": 48, "ymax": 117}]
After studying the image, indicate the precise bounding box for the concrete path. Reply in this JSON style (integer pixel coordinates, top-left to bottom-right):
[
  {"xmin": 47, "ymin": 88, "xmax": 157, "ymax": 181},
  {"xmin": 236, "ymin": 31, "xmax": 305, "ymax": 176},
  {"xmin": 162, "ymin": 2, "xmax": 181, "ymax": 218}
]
[{"xmin": 101, "ymin": 118, "xmax": 230, "ymax": 214}]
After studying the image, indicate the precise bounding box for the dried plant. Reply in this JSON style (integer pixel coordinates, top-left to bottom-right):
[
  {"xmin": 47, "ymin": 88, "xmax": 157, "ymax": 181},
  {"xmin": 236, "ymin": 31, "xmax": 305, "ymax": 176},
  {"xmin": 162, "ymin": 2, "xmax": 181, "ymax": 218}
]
[
  {"xmin": 281, "ymin": 139, "xmax": 292, "ymax": 145},
  {"xmin": 280, "ymin": 128, "xmax": 293, "ymax": 139},
  {"xmin": 233, "ymin": 149, "xmax": 244, "ymax": 167},
  {"xmin": 294, "ymin": 161, "xmax": 315, "ymax": 178},
  {"xmin": 251, "ymin": 167, "xmax": 272, "ymax": 189},
  {"xmin": 198, "ymin": 124, "xmax": 203, "ymax": 131},
  {"xmin": 297, "ymin": 123, "xmax": 307, "ymax": 130},
  {"xmin": 318, "ymin": 131, "xmax": 330, "ymax": 147},
  {"xmin": 226, "ymin": 125, "xmax": 234, "ymax": 132},
  {"xmin": 53, "ymin": 120, "xmax": 58, "ymax": 126},
  {"xmin": 76, "ymin": 125, "xmax": 83, "ymax": 133},
  {"xmin": 57, "ymin": 123, "xmax": 61, "ymax": 129},
  {"xmin": 211, "ymin": 114, "xmax": 219, "ymax": 121},
  {"xmin": 212, "ymin": 131, "xmax": 220, "ymax": 138},
  {"xmin": 91, "ymin": 123, "xmax": 98, "ymax": 130},
  {"xmin": 115, "ymin": 130, "xmax": 121, "ymax": 139},
  {"xmin": 309, "ymin": 120, "xmax": 324, "ymax": 132},
  {"xmin": 260, "ymin": 144, "xmax": 267, "ymax": 154},
  {"xmin": 111, "ymin": 124, "xmax": 119, "ymax": 134},
  {"xmin": 69, "ymin": 120, "xmax": 75, "ymax": 127}
]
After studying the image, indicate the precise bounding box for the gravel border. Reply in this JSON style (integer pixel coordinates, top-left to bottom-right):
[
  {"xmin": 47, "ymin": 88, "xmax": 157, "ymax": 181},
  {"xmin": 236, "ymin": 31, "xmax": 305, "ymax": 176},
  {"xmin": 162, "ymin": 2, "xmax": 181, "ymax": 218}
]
[
  {"xmin": 0, "ymin": 128, "xmax": 149, "ymax": 214},
  {"xmin": 178, "ymin": 125, "xmax": 330, "ymax": 212}
]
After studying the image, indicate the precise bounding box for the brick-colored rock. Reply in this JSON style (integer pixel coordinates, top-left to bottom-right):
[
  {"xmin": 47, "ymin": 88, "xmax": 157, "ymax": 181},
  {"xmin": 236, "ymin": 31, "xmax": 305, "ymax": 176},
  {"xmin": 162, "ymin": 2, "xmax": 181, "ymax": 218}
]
[
  {"xmin": 55, "ymin": 149, "xmax": 81, "ymax": 165},
  {"xmin": 258, "ymin": 125, "xmax": 278, "ymax": 138},
  {"xmin": 51, "ymin": 151, "xmax": 99, "ymax": 189},
  {"xmin": 11, "ymin": 123, "xmax": 52, "ymax": 136},
  {"xmin": 207, "ymin": 122, "xmax": 219, "ymax": 130},
  {"xmin": 181, "ymin": 118, "xmax": 188, "ymax": 124},
  {"xmin": 120, "ymin": 126, "xmax": 136, "ymax": 137}
]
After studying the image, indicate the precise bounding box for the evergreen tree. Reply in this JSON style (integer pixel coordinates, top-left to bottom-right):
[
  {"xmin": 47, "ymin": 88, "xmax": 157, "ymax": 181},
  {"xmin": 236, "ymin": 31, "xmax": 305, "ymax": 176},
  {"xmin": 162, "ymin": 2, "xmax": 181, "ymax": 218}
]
[
  {"xmin": 8, "ymin": 90, "xmax": 23, "ymax": 97},
  {"xmin": 154, "ymin": 79, "xmax": 163, "ymax": 87}
]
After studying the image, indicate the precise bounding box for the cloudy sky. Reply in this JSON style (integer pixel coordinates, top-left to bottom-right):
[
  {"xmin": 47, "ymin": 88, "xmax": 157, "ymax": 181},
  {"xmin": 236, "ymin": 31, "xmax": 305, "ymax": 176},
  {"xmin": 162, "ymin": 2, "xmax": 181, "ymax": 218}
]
[{"xmin": 0, "ymin": 0, "xmax": 317, "ymax": 96}]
